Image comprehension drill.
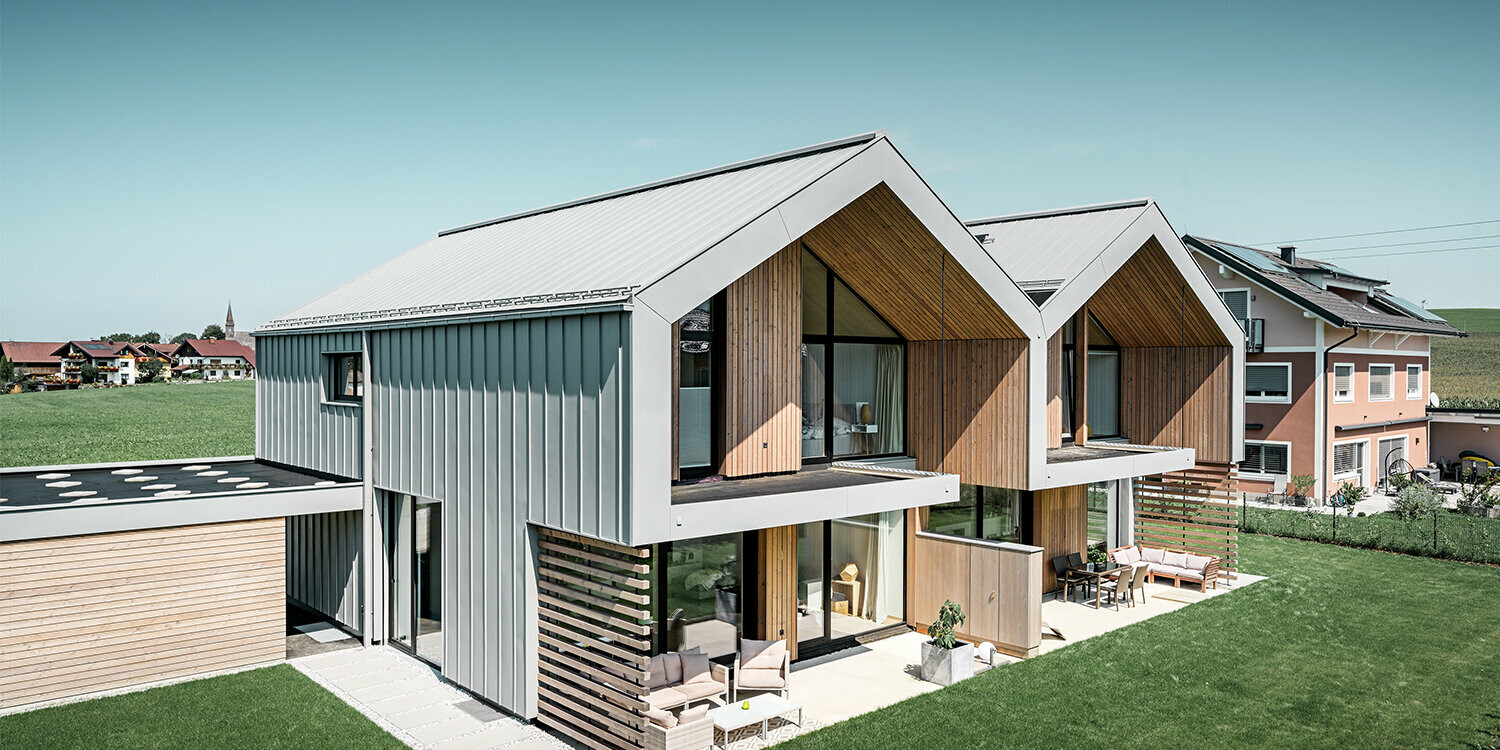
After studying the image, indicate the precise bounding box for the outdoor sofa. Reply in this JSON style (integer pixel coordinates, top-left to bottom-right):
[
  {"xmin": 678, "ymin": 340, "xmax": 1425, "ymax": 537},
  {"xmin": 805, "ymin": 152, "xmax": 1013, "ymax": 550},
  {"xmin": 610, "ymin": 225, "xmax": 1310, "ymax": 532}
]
[
  {"xmin": 1109, "ymin": 544, "xmax": 1219, "ymax": 590},
  {"xmin": 644, "ymin": 704, "xmax": 712, "ymax": 750},
  {"xmin": 645, "ymin": 651, "xmax": 729, "ymax": 712}
]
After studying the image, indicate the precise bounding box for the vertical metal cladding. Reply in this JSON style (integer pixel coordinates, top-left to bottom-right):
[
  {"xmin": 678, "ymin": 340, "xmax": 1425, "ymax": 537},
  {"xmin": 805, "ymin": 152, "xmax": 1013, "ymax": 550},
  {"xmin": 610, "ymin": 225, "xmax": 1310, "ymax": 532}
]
[
  {"xmin": 255, "ymin": 331, "xmax": 364, "ymax": 479},
  {"xmin": 369, "ymin": 311, "xmax": 630, "ymax": 718},
  {"xmin": 285, "ymin": 511, "xmax": 362, "ymax": 631}
]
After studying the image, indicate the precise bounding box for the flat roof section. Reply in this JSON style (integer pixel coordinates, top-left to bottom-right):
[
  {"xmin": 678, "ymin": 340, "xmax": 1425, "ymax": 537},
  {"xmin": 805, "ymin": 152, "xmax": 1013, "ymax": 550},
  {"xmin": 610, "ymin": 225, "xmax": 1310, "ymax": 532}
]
[
  {"xmin": 671, "ymin": 464, "xmax": 897, "ymax": 505},
  {"xmin": 1038, "ymin": 442, "xmax": 1196, "ymax": 489},
  {"xmin": 0, "ymin": 458, "xmax": 338, "ymax": 508}
]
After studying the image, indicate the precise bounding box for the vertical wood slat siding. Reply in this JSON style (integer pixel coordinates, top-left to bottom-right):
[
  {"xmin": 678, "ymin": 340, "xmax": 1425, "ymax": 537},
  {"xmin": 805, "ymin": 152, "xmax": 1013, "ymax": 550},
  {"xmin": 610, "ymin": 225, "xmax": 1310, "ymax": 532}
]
[
  {"xmin": 535, "ymin": 528, "xmax": 651, "ymax": 750},
  {"xmin": 755, "ymin": 525, "xmax": 798, "ymax": 660},
  {"xmin": 1088, "ymin": 238, "xmax": 1226, "ymax": 347},
  {"xmin": 370, "ymin": 311, "xmax": 628, "ymax": 718},
  {"xmin": 1031, "ymin": 485, "xmax": 1087, "ymax": 593},
  {"xmin": 285, "ymin": 511, "xmax": 361, "ymax": 632},
  {"xmin": 908, "ymin": 339, "xmax": 1029, "ymax": 489},
  {"xmin": 1046, "ymin": 330, "xmax": 1064, "ymax": 450},
  {"xmin": 721, "ymin": 244, "xmax": 801, "ymax": 478},
  {"xmin": 255, "ymin": 332, "xmax": 363, "ymax": 479},
  {"xmin": 1120, "ymin": 347, "xmax": 1233, "ymax": 463},
  {"xmin": 0, "ymin": 519, "xmax": 285, "ymax": 709}
]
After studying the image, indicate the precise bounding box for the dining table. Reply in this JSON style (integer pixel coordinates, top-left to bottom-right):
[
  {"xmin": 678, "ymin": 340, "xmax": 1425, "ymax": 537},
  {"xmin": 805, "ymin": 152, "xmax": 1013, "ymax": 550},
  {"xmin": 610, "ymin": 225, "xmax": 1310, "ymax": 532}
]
[{"xmin": 1066, "ymin": 563, "xmax": 1124, "ymax": 609}]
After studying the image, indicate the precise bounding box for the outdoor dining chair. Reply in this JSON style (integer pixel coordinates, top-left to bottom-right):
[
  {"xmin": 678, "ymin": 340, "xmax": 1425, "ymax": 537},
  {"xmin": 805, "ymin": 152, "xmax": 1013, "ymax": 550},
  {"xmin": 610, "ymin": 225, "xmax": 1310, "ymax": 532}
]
[
  {"xmin": 1051, "ymin": 556, "xmax": 1089, "ymax": 603},
  {"xmin": 1099, "ymin": 564, "xmax": 1134, "ymax": 610},
  {"xmin": 1130, "ymin": 563, "xmax": 1148, "ymax": 603}
]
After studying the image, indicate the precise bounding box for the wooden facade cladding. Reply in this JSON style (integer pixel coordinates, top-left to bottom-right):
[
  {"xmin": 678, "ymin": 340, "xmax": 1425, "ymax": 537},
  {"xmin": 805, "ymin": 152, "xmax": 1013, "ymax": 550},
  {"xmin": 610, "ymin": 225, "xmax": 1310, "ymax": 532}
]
[
  {"xmin": 1134, "ymin": 463, "xmax": 1240, "ymax": 578},
  {"xmin": 1121, "ymin": 347, "xmax": 1234, "ymax": 463},
  {"xmin": 1031, "ymin": 484, "xmax": 1087, "ymax": 593},
  {"xmin": 720, "ymin": 243, "xmax": 802, "ymax": 478},
  {"xmin": 1046, "ymin": 330, "xmax": 1064, "ymax": 450},
  {"xmin": 801, "ymin": 183, "xmax": 1024, "ymax": 340},
  {"xmin": 1088, "ymin": 238, "xmax": 1227, "ymax": 348},
  {"xmin": 910, "ymin": 533, "xmax": 1042, "ymax": 658},
  {"xmin": 0, "ymin": 519, "xmax": 285, "ymax": 710},
  {"xmin": 535, "ymin": 528, "xmax": 653, "ymax": 750},
  {"xmin": 755, "ymin": 525, "xmax": 799, "ymax": 660},
  {"xmin": 908, "ymin": 338, "xmax": 1029, "ymax": 489}
]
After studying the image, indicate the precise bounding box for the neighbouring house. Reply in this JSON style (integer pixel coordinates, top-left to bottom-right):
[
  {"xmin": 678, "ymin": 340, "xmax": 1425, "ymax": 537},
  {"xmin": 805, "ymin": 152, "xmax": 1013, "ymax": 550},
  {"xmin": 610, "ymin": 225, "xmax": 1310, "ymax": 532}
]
[
  {"xmin": 244, "ymin": 132, "xmax": 1243, "ymax": 746},
  {"xmin": 50, "ymin": 340, "xmax": 147, "ymax": 385},
  {"xmin": 1184, "ymin": 236, "xmax": 1465, "ymax": 499},
  {"xmin": 138, "ymin": 341, "xmax": 180, "ymax": 379},
  {"xmin": 0, "ymin": 341, "xmax": 65, "ymax": 382},
  {"xmin": 1428, "ymin": 406, "xmax": 1500, "ymax": 479},
  {"xmin": 173, "ymin": 338, "xmax": 256, "ymax": 380}
]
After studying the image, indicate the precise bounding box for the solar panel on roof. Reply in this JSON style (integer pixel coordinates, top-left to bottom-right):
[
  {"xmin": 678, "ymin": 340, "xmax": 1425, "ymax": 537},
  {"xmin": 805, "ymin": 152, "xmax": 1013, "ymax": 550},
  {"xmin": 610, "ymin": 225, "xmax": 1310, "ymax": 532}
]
[
  {"xmin": 1380, "ymin": 293, "xmax": 1448, "ymax": 322},
  {"xmin": 1214, "ymin": 242, "xmax": 1283, "ymax": 272},
  {"xmin": 81, "ymin": 342, "xmax": 113, "ymax": 351}
]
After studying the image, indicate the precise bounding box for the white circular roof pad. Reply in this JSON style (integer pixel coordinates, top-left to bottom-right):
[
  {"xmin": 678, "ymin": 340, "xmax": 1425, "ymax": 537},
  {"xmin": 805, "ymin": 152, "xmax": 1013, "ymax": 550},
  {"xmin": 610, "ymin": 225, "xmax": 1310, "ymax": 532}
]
[{"xmin": 46, "ymin": 481, "xmax": 81, "ymax": 488}]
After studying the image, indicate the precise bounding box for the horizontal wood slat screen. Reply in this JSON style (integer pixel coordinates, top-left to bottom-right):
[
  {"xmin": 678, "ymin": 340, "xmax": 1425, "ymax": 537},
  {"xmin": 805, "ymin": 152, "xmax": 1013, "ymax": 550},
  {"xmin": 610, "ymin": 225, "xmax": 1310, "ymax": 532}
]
[
  {"xmin": 0, "ymin": 518, "xmax": 285, "ymax": 709},
  {"xmin": 1134, "ymin": 463, "xmax": 1240, "ymax": 578},
  {"xmin": 536, "ymin": 528, "xmax": 653, "ymax": 750}
]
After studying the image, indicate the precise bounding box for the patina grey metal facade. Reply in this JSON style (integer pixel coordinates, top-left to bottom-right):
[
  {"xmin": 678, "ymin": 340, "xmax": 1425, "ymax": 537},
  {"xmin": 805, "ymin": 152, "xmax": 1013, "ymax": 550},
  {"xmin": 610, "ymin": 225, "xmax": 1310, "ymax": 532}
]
[
  {"xmin": 256, "ymin": 331, "xmax": 364, "ymax": 479},
  {"xmin": 285, "ymin": 510, "xmax": 362, "ymax": 631}
]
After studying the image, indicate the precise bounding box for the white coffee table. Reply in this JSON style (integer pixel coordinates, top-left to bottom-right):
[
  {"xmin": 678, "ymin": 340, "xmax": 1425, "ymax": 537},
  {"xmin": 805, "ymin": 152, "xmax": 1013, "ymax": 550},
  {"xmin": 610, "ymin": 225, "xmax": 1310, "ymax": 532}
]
[{"xmin": 707, "ymin": 694, "xmax": 802, "ymax": 748}]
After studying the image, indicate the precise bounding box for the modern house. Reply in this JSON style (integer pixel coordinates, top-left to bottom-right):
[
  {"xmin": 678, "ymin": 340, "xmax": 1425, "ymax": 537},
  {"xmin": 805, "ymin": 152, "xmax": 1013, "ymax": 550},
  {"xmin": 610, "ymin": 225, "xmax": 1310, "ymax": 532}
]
[
  {"xmin": 1184, "ymin": 236, "xmax": 1465, "ymax": 498},
  {"xmin": 50, "ymin": 341, "xmax": 147, "ymax": 385},
  {"xmin": 0, "ymin": 341, "xmax": 64, "ymax": 382},
  {"xmin": 173, "ymin": 338, "xmax": 256, "ymax": 380},
  {"xmin": 249, "ymin": 132, "xmax": 1243, "ymax": 747}
]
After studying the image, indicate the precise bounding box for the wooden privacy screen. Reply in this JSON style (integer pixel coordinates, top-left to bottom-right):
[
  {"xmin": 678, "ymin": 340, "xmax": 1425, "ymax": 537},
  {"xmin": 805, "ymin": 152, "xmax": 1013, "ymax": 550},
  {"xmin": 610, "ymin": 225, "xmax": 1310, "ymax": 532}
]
[
  {"xmin": 0, "ymin": 519, "xmax": 285, "ymax": 709},
  {"xmin": 1134, "ymin": 463, "xmax": 1239, "ymax": 578},
  {"xmin": 536, "ymin": 528, "xmax": 653, "ymax": 750}
]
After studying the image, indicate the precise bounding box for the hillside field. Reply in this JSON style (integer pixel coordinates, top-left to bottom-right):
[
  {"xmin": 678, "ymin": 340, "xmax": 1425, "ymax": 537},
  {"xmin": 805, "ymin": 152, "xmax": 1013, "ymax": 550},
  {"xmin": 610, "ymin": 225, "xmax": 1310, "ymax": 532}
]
[
  {"xmin": 1430, "ymin": 308, "xmax": 1500, "ymax": 402},
  {"xmin": 0, "ymin": 380, "xmax": 255, "ymax": 468}
]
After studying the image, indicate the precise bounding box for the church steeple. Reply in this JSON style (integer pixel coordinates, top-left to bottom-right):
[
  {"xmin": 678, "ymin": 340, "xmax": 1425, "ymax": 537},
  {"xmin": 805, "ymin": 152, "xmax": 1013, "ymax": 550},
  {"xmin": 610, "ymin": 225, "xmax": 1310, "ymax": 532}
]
[{"xmin": 225, "ymin": 303, "xmax": 236, "ymax": 338}]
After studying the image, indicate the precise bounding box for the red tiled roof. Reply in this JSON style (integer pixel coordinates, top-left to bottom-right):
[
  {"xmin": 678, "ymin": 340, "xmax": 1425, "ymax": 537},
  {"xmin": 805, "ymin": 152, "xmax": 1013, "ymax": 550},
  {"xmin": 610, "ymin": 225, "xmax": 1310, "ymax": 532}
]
[
  {"xmin": 178, "ymin": 339, "xmax": 256, "ymax": 368},
  {"xmin": 0, "ymin": 341, "xmax": 65, "ymax": 365}
]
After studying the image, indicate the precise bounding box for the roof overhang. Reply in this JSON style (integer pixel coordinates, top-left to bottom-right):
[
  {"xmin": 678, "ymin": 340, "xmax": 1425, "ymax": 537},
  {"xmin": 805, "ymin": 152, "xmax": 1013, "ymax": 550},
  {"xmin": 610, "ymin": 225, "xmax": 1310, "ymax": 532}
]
[
  {"xmin": 1428, "ymin": 409, "xmax": 1500, "ymax": 426},
  {"xmin": 1035, "ymin": 443, "xmax": 1197, "ymax": 490}
]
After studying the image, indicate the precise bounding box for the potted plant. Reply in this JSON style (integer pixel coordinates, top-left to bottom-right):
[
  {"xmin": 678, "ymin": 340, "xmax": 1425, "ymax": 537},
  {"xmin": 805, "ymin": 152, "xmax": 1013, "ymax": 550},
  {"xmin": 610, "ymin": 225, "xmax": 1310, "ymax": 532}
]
[
  {"xmin": 919, "ymin": 600, "xmax": 974, "ymax": 686},
  {"xmin": 1289, "ymin": 474, "xmax": 1315, "ymax": 506},
  {"xmin": 1086, "ymin": 542, "xmax": 1108, "ymax": 571}
]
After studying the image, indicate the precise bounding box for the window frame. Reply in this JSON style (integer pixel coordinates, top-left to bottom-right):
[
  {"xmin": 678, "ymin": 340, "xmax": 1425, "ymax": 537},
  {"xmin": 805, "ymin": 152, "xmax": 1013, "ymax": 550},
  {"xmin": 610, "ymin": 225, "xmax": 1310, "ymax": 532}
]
[
  {"xmin": 1332, "ymin": 438, "xmax": 1369, "ymax": 481},
  {"xmin": 801, "ymin": 245, "xmax": 907, "ymax": 464},
  {"xmin": 325, "ymin": 352, "xmax": 364, "ymax": 405},
  {"xmin": 1333, "ymin": 362, "xmax": 1355, "ymax": 403},
  {"xmin": 922, "ymin": 485, "xmax": 1034, "ymax": 545},
  {"xmin": 675, "ymin": 294, "xmax": 724, "ymax": 479},
  {"xmin": 1405, "ymin": 364, "xmax": 1423, "ymax": 400},
  {"xmin": 1368, "ymin": 363, "xmax": 1395, "ymax": 402},
  {"xmin": 1240, "ymin": 439, "xmax": 1291, "ymax": 479},
  {"xmin": 1217, "ymin": 287, "xmax": 1252, "ymax": 321},
  {"xmin": 1245, "ymin": 362, "xmax": 1293, "ymax": 404}
]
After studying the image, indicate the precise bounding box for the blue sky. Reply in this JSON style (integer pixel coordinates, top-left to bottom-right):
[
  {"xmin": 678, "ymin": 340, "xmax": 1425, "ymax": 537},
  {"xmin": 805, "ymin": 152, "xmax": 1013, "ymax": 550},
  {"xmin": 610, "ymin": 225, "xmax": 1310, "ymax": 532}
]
[{"xmin": 3, "ymin": 1, "xmax": 1496, "ymax": 340}]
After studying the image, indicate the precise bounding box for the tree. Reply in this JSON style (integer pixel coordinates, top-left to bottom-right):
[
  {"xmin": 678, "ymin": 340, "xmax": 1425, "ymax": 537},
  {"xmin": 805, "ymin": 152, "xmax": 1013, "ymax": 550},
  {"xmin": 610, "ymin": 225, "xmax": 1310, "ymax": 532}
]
[
  {"xmin": 79, "ymin": 363, "xmax": 100, "ymax": 384},
  {"xmin": 139, "ymin": 331, "xmax": 161, "ymax": 344},
  {"xmin": 98, "ymin": 333, "xmax": 134, "ymax": 343},
  {"xmin": 0, "ymin": 356, "xmax": 14, "ymax": 384},
  {"xmin": 201, "ymin": 324, "xmax": 225, "ymax": 340},
  {"xmin": 137, "ymin": 358, "xmax": 165, "ymax": 383},
  {"xmin": 170, "ymin": 332, "xmax": 193, "ymax": 345}
]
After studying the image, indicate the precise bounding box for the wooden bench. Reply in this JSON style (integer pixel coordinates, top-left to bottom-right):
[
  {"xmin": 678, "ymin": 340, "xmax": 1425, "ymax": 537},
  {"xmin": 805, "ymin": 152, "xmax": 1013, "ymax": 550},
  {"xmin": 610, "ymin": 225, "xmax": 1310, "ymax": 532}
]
[{"xmin": 1109, "ymin": 544, "xmax": 1219, "ymax": 591}]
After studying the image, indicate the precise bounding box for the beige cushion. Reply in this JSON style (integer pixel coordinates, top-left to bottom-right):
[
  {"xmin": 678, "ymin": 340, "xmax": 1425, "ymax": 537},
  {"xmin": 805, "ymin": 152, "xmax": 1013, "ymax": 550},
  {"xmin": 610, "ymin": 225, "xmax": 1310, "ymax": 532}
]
[
  {"xmin": 1154, "ymin": 565, "xmax": 1189, "ymax": 578},
  {"xmin": 680, "ymin": 651, "xmax": 715, "ymax": 685},
  {"xmin": 645, "ymin": 706, "xmax": 677, "ymax": 728},
  {"xmin": 676, "ymin": 681, "xmax": 723, "ymax": 701},
  {"xmin": 1140, "ymin": 546, "xmax": 1165, "ymax": 563},
  {"xmin": 679, "ymin": 705, "xmax": 709, "ymax": 724},
  {"xmin": 740, "ymin": 639, "xmax": 786, "ymax": 670},
  {"xmin": 1112, "ymin": 547, "xmax": 1140, "ymax": 565},
  {"xmin": 645, "ymin": 687, "xmax": 688, "ymax": 710},
  {"xmin": 738, "ymin": 667, "xmax": 786, "ymax": 689},
  {"xmin": 1183, "ymin": 554, "xmax": 1212, "ymax": 572},
  {"xmin": 1162, "ymin": 550, "xmax": 1188, "ymax": 568}
]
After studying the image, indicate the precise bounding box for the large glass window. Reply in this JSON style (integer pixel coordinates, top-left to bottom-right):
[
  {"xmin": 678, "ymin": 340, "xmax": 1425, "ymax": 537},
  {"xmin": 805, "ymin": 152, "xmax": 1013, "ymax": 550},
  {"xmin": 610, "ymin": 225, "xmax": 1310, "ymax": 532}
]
[
  {"xmin": 389, "ymin": 494, "xmax": 442, "ymax": 667},
  {"xmin": 1087, "ymin": 482, "xmax": 1111, "ymax": 547},
  {"xmin": 802, "ymin": 249, "xmax": 905, "ymax": 460},
  {"xmin": 924, "ymin": 485, "xmax": 1030, "ymax": 544},
  {"xmin": 796, "ymin": 523, "xmax": 825, "ymax": 648},
  {"xmin": 678, "ymin": 300, "xmax": 717, "ymax": 473},
  {"xmin": 1060, "ymin": 314, "xmax": 1121, "ymax": 440},
  {"xmin": 796, "ymin": 512, "xmax": 907, "ymax": 649},
  {"xmin": 659, "ymin": 533, "xmax": 742, "ymax": 659}
]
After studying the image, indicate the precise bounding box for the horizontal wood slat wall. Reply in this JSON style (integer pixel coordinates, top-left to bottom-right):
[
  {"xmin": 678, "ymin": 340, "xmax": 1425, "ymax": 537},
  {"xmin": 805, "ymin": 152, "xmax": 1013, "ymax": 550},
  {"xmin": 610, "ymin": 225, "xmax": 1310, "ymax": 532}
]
[
  {"xmin": 755, "ymin": 526, "xmax": 798, "ymax": 660},
  {"xmin": 1032, "ymin": 485, "xmax": 1087, "ymax": 593},
  {"xmin": 1134, "ymin": 463, "xmax": 1239, "ymax": 577},
  {"xmin": 909, "ymin": 338, "xmax": 1029, "ymax": 488},
  {"xmin": 536, "ymin": 528, "xmax": 653, "ymax": 750},
  {"xmin": 801, "ymin": 183, "xmax": 1024, "ymax": 340},
  {"xmin": 1088, "ymin": 238, "xmax": 1227, "ymax": 348},
  {"xmin": 1120, "ymin": 347, "xmax": 1234, "ymax": 463},
  {"xmin": 721, "ymin": 244, "xmax": 801, "ymax": 478},
  {"xmin": 0, "ymin": 518, "xmax": 285, "ymax": 709}
]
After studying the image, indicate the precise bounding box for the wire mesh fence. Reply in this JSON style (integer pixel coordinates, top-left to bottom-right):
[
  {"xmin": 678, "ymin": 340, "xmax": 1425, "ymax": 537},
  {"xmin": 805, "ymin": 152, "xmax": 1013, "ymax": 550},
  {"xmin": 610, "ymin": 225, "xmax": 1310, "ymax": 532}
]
[{"xmin": 1238, "ymin": 503, "xmax": 1500, "ymax": 565}]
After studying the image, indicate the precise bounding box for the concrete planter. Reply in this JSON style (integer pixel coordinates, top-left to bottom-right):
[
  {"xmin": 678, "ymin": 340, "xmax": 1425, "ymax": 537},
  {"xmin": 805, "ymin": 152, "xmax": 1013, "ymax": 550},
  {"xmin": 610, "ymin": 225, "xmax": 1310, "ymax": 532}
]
[{"xmin": 920, "ymin": 640, "xmax": 974, "ymax": 686}]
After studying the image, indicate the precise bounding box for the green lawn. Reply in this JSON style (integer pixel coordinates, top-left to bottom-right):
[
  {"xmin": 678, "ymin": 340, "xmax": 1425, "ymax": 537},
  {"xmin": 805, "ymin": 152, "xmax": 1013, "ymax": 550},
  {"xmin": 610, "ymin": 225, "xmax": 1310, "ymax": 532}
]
[
  {"xmin": 0, "ymin": 664, "xmax": 401, "ymax": 750},
  {"xmin": 1430, "ymin": 307, "xmax": 1500, "ymax": 403},
  {"xmin": 1241, "ymin": 505, "xmax": 1500, "ymax": 564},
  {"xmin": 0, "ymin": 381, "xmax": 254, "ymax": 468},
  {"xmin": 780, "ymin": 534, "xmax": 1500, "ymax": 750}
]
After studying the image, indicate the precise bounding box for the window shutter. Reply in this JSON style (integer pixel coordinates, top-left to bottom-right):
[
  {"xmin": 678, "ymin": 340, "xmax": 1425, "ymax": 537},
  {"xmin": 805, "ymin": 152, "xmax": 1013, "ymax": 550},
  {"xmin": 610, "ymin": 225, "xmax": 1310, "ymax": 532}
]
[
  {"xmin": 1334, "ymin": 443, "xmax": 1360, "ymax": 475},
  {"xmin": 1406, "ymin": 365, "xmax": 1422, "ymax": 395},
  {"xmin": 1263, "ymin": 445, "xmax": 1288, "ymax": 475},
  {"xmin": 1370, "ymin": 366, "xmax": 1392, "ymax": 399},
  {"xmin": 1219, "ymin": 290, "xmax": 1250, "ymax": 320},
  {"xmin": 1334, "ymin": 365, "xmax": 1352, "ymax": 395},
  {"xmin": 1246, "ymin": 365, "xmax": 1289, "ymax": 394},
  {"xmin": 1242, "ymin": 443, "xmax": 1263, "ymax": 472}
]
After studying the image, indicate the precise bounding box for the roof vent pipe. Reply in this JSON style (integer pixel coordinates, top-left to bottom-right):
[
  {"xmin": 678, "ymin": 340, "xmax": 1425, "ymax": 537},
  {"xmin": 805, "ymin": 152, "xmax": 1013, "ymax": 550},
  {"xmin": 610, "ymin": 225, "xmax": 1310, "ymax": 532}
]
[{"xmin": 1279, "ymin": 245, "xmax": 1297, "ymax": 263}]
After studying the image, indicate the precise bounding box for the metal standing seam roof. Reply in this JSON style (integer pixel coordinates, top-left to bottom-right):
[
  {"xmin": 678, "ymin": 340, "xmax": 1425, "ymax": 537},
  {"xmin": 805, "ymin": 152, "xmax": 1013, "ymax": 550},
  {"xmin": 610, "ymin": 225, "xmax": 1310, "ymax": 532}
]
[
  {"xmin": 1184, "ymin": 235, "xmax": 1466, "ymax": 337},
  {"xmin": 260, "ymin": 134, "xmax": 884, "ymax": 332},
  {"xmin": 964, "ymin": 199, "xmax": 1151, "ymax": 290}
]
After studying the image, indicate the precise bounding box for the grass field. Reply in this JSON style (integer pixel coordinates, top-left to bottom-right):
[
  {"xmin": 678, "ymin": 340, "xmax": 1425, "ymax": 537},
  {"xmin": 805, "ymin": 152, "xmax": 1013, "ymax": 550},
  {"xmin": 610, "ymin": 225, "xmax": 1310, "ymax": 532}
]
[
  {"xmin": 1431, "ymin": 307, "xmax": 1500, "ymax": 402},
  {"xmin": 0, "ymin": 381, "xmax": 254, "ymax": 468},
  {"xmin": 779, "ymin": 534, "xmax": 1500, "ymax": 750},
  {"xmin": 1241, "ymin": 505, "xmax": 1500, "ymax": 564},
  {"xmin": 0, "ymin": 664, "xmax": 401, "ymax": 750}
]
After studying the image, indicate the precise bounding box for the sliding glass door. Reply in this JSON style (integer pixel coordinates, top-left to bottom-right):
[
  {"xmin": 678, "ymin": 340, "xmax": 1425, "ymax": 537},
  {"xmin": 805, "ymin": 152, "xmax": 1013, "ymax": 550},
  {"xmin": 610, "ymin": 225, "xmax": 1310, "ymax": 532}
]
[
  {"xmin": 795, "ymin": 512, "xmax": 906, "ymax": 653},
  {"xmin": 389, "ymin": 493, "xmax": 443, "ymax": 667}
]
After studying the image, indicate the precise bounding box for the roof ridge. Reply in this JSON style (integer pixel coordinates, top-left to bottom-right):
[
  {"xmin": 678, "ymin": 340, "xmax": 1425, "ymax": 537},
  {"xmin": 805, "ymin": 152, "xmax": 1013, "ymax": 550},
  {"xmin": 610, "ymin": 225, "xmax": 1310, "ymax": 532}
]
[
  {"xmin": 438, "ymin": 131, "xmax": 887, "ymax": 238},
  {"xmin": 965, "ymin": 198, "xmax": 1152, "ymax": 226}
]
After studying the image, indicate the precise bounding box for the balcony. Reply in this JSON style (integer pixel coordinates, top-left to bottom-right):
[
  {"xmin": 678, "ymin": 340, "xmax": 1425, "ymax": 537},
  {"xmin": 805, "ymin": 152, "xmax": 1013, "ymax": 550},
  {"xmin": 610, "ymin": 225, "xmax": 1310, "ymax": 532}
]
[
  {"xmin": 1239, "ymin": 318, "xmax": 1264, "ymax": 353},
  {"xmin": 1039, "ymin": 442, "xmax": 1196, "ymax": 488}
]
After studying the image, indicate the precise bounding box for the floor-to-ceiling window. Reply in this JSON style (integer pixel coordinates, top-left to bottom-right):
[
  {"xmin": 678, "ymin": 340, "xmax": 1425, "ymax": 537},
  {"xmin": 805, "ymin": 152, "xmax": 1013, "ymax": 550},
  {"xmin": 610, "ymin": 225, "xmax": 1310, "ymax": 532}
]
[
  {"xmin": 796, "ymin": 512, "xmax": 907, "ymax": 652},
  {"xmin": 657, "ymin": 533, "xmax": 744, "ymax": 659},
  {"xmin": 389, "ymin": 494, "xmax": 443, "ymax": 667},
  {"xmin": 678, "ymin": 298, "xmax": 720, "ymax": 476},
  {"xmin": 1061, "ymin": 313, "xmax": 1122, "ymax": 441},
  {"xmin": 801, "ymin": 249, "xmax": 906, "ymax": 460}
]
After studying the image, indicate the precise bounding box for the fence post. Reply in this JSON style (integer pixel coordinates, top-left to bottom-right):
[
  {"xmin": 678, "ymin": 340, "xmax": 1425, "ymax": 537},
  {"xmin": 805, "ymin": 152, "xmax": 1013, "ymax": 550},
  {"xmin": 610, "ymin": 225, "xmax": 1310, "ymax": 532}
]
[
  {"xmin": 1332, "ymin": 508, "xmax": 1338, "ymax": 544},
  {"xmin": 1433, "ymin": 511, "xmax": 1439, "ymax": 553}
]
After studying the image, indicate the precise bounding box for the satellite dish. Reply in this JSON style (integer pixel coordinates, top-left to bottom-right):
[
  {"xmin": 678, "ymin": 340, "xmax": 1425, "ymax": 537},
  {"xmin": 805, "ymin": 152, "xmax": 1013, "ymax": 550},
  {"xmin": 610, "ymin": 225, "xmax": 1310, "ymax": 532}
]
[{"xmin": 1429, "ymin": 392, "xmax": 1440, "ymax": 408}]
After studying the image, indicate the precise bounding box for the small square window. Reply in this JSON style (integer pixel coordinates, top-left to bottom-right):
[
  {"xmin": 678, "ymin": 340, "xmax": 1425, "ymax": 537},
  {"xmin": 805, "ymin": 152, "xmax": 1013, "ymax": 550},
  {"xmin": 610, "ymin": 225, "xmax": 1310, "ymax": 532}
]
[
  {"xmin": 328, "ymin": 353, "xmax": 363, "ymax": 402},
  {"xmin": 1406, "ymin": 364, "xmax": 1422, "ymax": 399}
]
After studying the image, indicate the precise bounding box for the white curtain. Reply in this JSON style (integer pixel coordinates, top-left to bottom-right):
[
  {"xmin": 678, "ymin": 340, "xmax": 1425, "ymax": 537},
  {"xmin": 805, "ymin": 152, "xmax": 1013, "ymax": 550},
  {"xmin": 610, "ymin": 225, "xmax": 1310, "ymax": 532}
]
[{"xmin": 874, "ymin": 345, "xmax": 904, "ymax": 455}]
